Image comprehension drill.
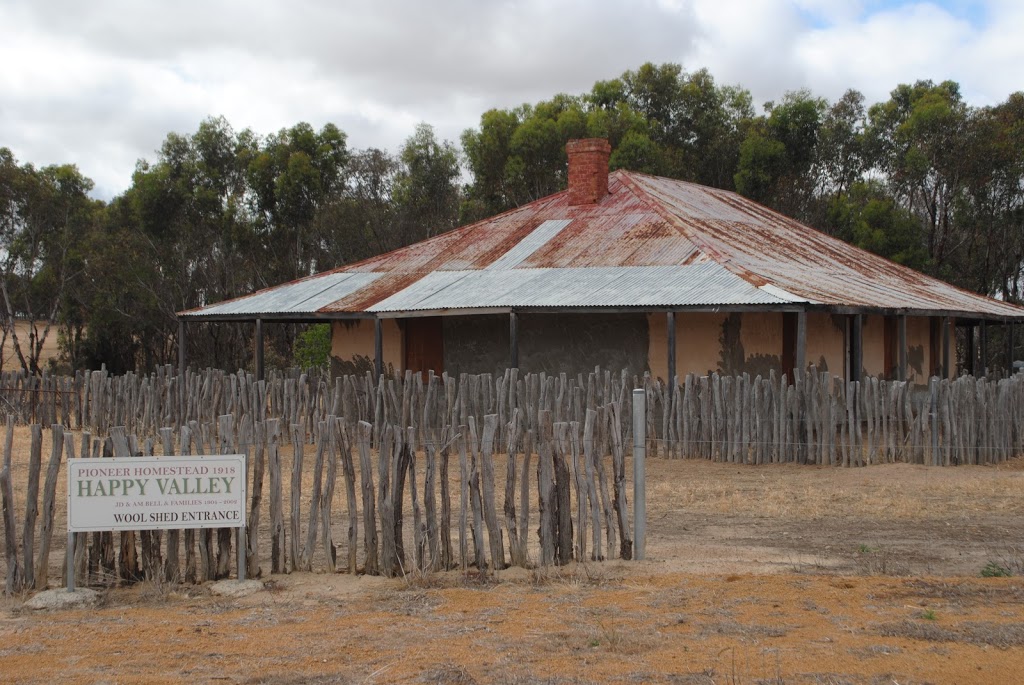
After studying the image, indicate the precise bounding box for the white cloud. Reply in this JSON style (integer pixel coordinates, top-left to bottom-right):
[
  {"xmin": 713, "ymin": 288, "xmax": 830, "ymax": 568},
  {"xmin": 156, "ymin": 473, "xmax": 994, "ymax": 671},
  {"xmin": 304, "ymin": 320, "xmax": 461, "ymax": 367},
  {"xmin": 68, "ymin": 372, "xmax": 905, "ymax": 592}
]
[{"xmin": 1, "ymin": 0, "xmax": 1019, "ymax": 199}]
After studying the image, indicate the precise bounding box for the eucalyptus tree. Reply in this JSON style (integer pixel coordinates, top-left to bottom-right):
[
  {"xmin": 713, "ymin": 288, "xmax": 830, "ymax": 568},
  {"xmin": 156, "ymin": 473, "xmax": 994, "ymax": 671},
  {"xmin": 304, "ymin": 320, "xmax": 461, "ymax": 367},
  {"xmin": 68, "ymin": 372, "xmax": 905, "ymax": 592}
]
[{"xmin": 0, "ymin": 149, "xmax": 96, "ymax": 373}]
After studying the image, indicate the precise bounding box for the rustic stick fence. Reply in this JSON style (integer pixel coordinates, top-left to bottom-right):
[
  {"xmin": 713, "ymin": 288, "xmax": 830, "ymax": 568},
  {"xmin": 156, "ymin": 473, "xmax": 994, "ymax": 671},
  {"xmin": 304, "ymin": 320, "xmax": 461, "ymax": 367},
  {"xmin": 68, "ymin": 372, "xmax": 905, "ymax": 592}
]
[
  {"xmin": 2, "ymin": 366, "xmax": 1023, "ymax": 592},
  {"xmin": 0, "ymin": 365, "xmax": 1021, "ymax": 466}
]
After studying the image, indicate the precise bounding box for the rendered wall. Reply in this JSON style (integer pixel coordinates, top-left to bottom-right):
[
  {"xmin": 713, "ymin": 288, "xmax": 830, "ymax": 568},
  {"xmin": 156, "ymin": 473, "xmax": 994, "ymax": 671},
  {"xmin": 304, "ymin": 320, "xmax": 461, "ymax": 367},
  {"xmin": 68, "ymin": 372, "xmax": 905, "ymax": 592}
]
[
  {"xmin": 649, "ymin": 313, "xmax": 723, "ymax": 380},
  {"xmin": 328, "ymin": 311, "xmax": 951, "ymax": 384},
  {"xmin": 806, "ymin": 313, "xmax": 845, "ymax": 375},
  {"xmin": 862, "ymin": 315, "xmax": 885, "ymax": 378},
  {"xmin": 649, "ymin": 312, "xmax": 786, "ymax": 381},
  {"xmin": 330, "ymin": 319, "xmax": 402, "ymax": 375},
  {"xmin": 906, "ymin": 316, "xmax": 930, "ymax": 384}
]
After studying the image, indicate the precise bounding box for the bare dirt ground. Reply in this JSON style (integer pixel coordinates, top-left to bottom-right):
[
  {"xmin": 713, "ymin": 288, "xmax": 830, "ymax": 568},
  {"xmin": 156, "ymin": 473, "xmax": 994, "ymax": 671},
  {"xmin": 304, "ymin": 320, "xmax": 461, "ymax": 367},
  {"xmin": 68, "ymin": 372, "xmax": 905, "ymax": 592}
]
[{"xmin": 3, "ymin": 426, "xmax": 1024, "ymax": 684}]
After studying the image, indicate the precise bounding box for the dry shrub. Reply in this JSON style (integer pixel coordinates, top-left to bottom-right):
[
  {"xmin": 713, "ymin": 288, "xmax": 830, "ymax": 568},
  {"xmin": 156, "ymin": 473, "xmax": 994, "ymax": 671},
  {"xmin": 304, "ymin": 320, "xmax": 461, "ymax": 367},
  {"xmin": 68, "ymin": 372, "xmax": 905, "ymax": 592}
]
[
  {"xmin": 419, "ymin": 664, "xmax": 478, "ymax": 684},
  {"xmin": 243, "ymin": 675, "xmax": 352, "ymax": 685},
  {"xmin": 854, "ymin": 548, "xmax": 912, "ymax": 577},
  {"xmin": 587, "ymin": 621, "xmax": 660, "ymax": 655},
  {"xmin": 529, "ymin": 563, "xmax": 608, "ymax": 588},
  {"xmin": 700, "ymin": 619, "xmax": 791, "ymax": 639}
]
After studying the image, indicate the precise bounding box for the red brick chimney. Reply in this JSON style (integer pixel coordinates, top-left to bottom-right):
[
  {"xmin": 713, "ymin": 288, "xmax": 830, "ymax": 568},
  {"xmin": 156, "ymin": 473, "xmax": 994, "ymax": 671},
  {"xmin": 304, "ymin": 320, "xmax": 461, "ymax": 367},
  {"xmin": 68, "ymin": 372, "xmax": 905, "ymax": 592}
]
[{"xmin": 566, "ymin": 138, "xmax": 611, "ymax": 205}]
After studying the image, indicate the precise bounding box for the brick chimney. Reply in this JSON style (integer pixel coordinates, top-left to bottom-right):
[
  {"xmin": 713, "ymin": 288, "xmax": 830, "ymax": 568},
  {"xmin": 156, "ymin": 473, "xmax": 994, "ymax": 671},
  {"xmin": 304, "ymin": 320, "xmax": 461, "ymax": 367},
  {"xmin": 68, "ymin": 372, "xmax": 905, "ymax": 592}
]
[{"xmin": 566, "ymin": 138, "xmax": 611, "ymax": 205}]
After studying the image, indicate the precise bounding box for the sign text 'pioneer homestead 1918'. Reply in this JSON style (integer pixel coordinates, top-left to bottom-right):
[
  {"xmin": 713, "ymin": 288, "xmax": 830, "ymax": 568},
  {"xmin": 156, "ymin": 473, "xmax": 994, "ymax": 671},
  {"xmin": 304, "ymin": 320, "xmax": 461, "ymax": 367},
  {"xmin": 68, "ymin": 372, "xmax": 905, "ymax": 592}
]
[{"xmin": 67, "ymin": 455, "xmax": 246, "ymax": 532}]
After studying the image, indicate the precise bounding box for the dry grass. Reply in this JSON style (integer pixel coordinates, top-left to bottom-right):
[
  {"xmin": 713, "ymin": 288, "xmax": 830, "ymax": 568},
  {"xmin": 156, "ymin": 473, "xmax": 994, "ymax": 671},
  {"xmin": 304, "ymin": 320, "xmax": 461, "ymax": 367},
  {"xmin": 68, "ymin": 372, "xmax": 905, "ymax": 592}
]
[
  {"xmin": 877, "ymin": 619, "xmax": 1024, "ymax": 649},
  {"xmin": 648, "ymin": 459, "xmax": 1024, "ymax": 520},
  {"xmin": 5, "ymin": 428, "xmax": 1024, "ymax": 684}
]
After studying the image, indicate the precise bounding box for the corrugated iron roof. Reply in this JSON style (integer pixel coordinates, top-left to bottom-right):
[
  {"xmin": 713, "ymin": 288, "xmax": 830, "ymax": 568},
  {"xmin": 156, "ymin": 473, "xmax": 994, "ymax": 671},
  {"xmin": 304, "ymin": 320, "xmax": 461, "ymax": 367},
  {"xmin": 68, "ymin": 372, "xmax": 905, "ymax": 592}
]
[
  {"xmin": 486, "ymin": 220, "xmax": 572, "ymax": 270},
  {"xmin": 181, "ymin": 271, "xmax": 382, "ymax": 317},
  {"xmin": 180, "ymin": 170, "xmax": 1024, "ymax": 320},
  {"xmin": 368, "ymin": 264, "xmax": 796, "ymax": 313}
]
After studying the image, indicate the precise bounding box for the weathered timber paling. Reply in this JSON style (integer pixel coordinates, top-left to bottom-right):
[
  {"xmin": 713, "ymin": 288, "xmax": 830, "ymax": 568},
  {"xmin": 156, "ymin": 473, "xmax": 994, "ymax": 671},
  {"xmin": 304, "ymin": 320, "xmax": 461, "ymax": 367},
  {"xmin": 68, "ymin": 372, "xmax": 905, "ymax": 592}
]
[{"xmin": 5, "ymin": 367, "xmax": 1024, "ymax": 590}]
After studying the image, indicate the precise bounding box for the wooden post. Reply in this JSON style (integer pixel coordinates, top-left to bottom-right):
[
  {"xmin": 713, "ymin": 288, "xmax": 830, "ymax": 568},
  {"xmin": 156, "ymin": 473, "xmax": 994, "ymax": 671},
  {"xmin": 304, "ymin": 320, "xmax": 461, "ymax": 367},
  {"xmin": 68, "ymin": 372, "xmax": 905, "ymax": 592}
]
[
  {"xmin": 509, "ymin": 312, "xmax": 519, "ymax": 370},
  {"xmin": 2, "ymin": 418, "xmax": 22, "ymax": 594},
  {"xmin": 897, "ymin": 315, "xmax": 908, "ymax": 382},
  {"xmin": 980, "ymin": 320, "xmax": 989, "ymax": 377},
  {"xmin": 942, "ymin": 316, "xmax": 951, "ymax": 378},
  {"xmin": 666, "ymin": 311, "xmax": 676, "ymax": 387},
  {"xmin": 356, "ymin": 421, "xmax": 378, "ymax": 575},
  {"xmin": 255, "ymin": 318, "xmax": 265, "ymax": 381},
  {"xmin": 178, "ymin": 318, "xmax": 186, "ymax": 373},
  {"xmin": 966, "ymin": 324, "xmax": 976, "ymax": 376},
  {"xmin": 850, "ymin": 314, "xmax": 863, "ymax": 383},
  {"xmin": 374, "ymin": 318, "xmax": 383, "ymax": 380},
  {"xmin": 22, "ymin": 425, "xmax": 42, "ymax": 589},
  {"xmin": 632, "ymin": 388, "xmax": 645, "ymax": 561},
  {"xmin": 35, "ymin": 425, "xmax": 64, "ymax": 590},
  {"xmin": 795, "ymin": 311, "xmax": 807, "ymax": 375},
  {"xmin": 1007, "ymin": 322, "xmax": 1016, "ymax": 376},
  {"xmin": 929, "ymin": 378, "xmax": 939, "ymax": 466}
]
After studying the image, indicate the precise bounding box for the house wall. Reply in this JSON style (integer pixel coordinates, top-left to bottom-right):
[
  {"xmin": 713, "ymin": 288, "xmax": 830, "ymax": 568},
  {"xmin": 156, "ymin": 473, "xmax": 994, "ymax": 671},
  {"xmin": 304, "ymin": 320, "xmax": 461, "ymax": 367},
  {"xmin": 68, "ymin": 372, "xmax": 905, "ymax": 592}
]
[
  {"xmin": 441, "ymin": 315, "xmax": 508, "ymax": 377},
  {"xmin": 905, "ymin": 315, "xmax": 928, "ymax": 384},
  {"xmin": 806, "ymin": 313, "xmax": 845, "ymax": 375},
  {"xmin": 649, "ymin": 312, "xmax": 723, "ymax": 380},
  {"xmin": 442, "ymin": 313, "xmax": 650, "ymax": 378},
  {"xmin": 863, "ymin": 315, "xmax": 885, "ymax": 377},
  {"xmin": 328, "ymin": 311, "xmax": 956, "ymax": 384},
  {"xmin": 649, "ymin": 312, "xmax": 786, "ymax": 381},
  {"xmin": 330, "ymin": 319, "xmax": 402, "ymax": 375}
]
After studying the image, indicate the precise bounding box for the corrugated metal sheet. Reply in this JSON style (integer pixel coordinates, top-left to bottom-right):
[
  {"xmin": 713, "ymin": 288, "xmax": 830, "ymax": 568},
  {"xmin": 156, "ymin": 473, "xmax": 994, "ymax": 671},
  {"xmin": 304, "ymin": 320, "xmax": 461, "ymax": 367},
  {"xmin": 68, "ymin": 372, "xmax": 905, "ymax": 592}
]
[
  {"xmin": 628, "ymin": 174, "xmax": 1024, "ymax": 317},
  {"xmin": 486, "ymin": 220, "xmax": 572, "ymax": 270},
  {"xmin": 182, "ymin": 272, "xmax": 382, "ymax": 317},
  {"xmin": 368, "ymin": 264, "xmax": 796, "ymax": 312},
  {"xmin": 181, "ymin": 168, "xmax": 1024, "ymax": 320}
]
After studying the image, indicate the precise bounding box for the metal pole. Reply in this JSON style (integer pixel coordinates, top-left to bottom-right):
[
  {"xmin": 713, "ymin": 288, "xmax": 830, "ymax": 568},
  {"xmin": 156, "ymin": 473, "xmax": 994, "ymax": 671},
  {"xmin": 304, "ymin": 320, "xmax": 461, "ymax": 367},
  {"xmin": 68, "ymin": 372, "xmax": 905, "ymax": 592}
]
[
  {"xmin": 666, "ymin": 311, "xmax": 676, "ymax": 387},
  {"xmin": 509, "ymin": 311, "xmax": 519, "ymax": 370},
  {"xmin": 66, "ymin": 530, "xmax": 75, "ymax": 592},
  {"xmin": 237, "ymin": 525, "xmax": 246, "ymax": 582},
  {"xmin": 632, "ymin": 388, "xmax": 646, "ymax": 561}
]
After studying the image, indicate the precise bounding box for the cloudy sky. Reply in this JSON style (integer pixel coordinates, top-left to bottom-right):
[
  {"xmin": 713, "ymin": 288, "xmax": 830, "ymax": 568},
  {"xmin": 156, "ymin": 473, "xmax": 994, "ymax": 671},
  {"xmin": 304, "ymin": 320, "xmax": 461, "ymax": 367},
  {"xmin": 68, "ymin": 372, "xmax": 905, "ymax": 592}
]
[{"xmin": 1, "ymin": 0, "xmax": 1019, "ymax": 199}]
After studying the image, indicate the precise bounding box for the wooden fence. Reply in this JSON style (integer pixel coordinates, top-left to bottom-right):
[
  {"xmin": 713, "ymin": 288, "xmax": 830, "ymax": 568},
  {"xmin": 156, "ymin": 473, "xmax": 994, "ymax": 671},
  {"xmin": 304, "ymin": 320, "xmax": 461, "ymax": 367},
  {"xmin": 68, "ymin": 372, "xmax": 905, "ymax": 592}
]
[
  {"xmin": 0, "ymin": 365, "xmax": 1021, "ymax": 466},
  {"xmin": 2, "ymin": 366, "xmax": 1023, "ymax": 592},
  {"xmin": 1, "ymin": 368, "xmax": 636, "ymax": 592}
]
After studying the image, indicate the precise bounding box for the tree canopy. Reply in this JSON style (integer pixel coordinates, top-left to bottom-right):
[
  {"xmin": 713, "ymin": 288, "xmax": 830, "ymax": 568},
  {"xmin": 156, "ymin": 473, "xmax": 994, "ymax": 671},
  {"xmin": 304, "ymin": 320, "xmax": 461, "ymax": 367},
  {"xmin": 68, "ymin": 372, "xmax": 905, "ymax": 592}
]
[{"xmin": 2, "ymin": 63, "xmax": 1021, "ymax": 373}]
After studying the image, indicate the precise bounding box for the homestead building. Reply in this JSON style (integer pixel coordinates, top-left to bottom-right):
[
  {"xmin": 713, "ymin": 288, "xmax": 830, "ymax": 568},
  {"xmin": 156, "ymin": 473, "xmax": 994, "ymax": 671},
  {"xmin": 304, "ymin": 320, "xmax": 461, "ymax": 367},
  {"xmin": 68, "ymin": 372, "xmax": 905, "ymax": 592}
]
[{"xmin": 180, "ymin": 139, "xmax": 1024, "ymax": 384}]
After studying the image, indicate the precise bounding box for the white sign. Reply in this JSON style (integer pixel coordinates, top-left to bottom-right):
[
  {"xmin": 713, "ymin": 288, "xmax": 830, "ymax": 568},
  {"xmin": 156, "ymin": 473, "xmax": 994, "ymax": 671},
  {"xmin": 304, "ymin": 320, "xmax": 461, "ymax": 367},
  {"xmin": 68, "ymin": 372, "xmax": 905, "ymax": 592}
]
[{"xmin": 67, "ymin": 455, "xmax": 247, "ymax": 533}]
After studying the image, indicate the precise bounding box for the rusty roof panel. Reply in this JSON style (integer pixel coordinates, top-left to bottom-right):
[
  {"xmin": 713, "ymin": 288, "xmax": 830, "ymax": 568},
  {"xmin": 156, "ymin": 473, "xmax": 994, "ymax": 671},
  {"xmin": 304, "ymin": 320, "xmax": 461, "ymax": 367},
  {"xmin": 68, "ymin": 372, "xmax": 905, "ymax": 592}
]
[
  {"xmin": 368, "ymin": 264, "xmax": 795, "ymax": 312},
  {"xmin": 629, "ymin": 174, "xmax": 1024, "ymax": 318}
]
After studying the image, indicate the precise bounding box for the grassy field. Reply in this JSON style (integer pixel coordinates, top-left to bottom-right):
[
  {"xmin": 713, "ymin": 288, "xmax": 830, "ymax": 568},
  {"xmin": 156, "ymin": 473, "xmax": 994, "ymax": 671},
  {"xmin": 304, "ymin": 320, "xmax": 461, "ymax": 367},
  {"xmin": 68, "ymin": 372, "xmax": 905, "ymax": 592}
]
[{"xmin": 2, "ymin": 427, "xmax": 1024, "ymax": 684}]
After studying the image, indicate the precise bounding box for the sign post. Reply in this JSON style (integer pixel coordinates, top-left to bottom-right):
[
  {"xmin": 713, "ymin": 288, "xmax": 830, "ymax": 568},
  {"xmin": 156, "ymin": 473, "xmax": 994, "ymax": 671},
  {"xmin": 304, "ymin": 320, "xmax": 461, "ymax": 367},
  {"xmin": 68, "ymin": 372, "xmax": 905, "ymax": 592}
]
[{"xmin": 66, "ymin": 454, "xmax": 247, "ymax": 591}]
